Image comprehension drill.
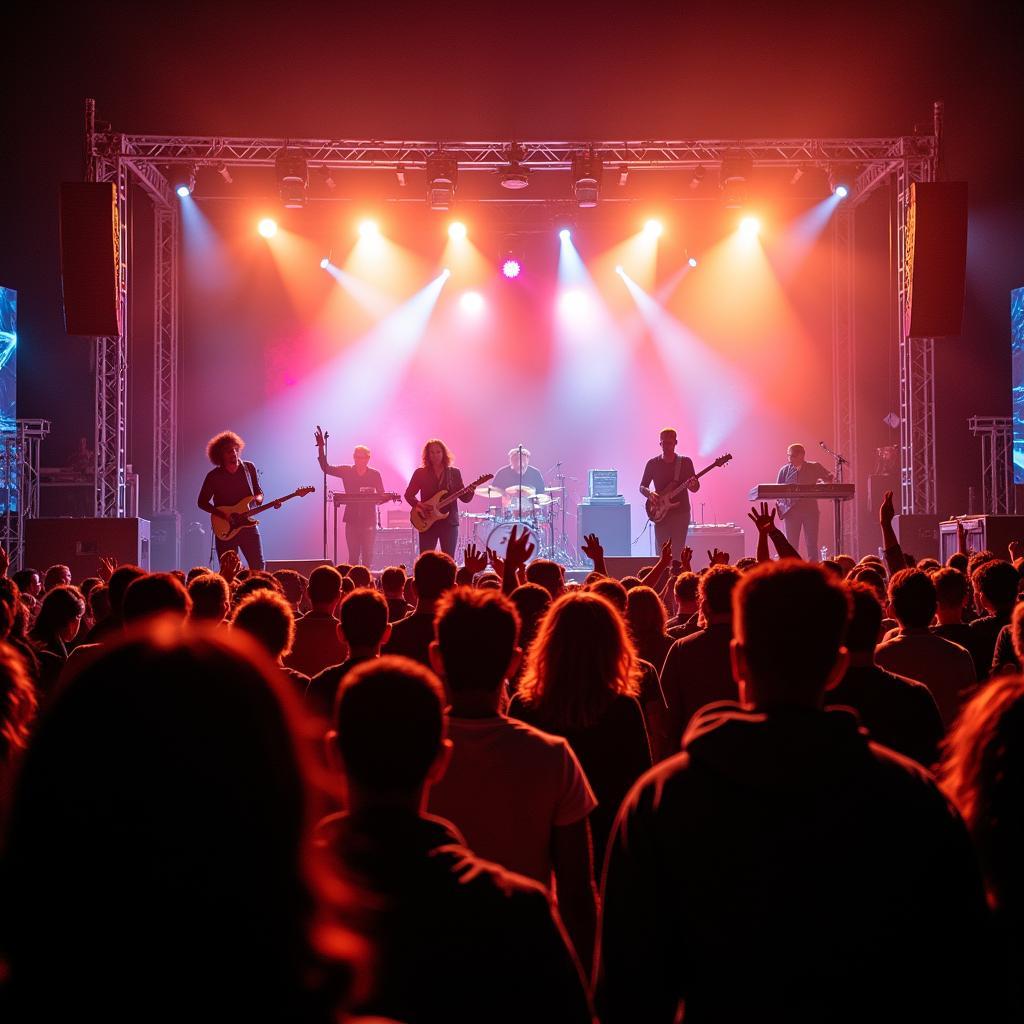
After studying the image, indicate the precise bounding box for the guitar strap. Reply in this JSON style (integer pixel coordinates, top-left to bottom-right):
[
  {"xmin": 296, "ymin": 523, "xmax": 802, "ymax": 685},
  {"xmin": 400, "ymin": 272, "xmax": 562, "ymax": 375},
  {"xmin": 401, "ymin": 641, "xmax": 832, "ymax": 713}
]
[
  {"xmin": 673, "ymin": 456, "xmax": 683, "ymax": 484},
  {"xmin": 241, "ymin": 461, "xmax": 259, "ymax": 499}
]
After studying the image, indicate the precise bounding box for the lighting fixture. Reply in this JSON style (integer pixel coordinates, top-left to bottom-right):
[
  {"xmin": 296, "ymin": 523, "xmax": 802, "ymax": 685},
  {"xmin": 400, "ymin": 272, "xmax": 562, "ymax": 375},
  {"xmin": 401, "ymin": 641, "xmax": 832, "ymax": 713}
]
[
  {"xmin": 720, "ymin": 150, "xmax": 753, "ymax": 209},
  {"xmin": 571, "ymin": 151, "xmax": 602, "ymax": 208},
  {"xmin": 275, "ymin": 149, "xmax": 308, "ymax": 209},
  {"xmin": 426, "ymin": 154, "xmax": 458, "ymax": 210}
]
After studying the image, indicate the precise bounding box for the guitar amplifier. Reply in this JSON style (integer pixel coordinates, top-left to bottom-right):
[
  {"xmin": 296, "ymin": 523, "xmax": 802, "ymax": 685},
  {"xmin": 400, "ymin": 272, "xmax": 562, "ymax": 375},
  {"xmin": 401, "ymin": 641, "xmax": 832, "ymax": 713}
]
[
  {"xmin": 588, "ymin": 469, "xmax": 619, "ymax": 498},
  {"xmin": 373, "ymin": 528, "xmax": 417, "ymax": 570}
]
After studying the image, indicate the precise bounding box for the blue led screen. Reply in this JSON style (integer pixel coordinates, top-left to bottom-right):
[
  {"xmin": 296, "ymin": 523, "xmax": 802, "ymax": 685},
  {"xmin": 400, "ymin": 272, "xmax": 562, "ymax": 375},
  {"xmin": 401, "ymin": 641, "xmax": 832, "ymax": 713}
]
[
  {"xmin": 1013, "ymin": 287, "xmax": 1024, "ymax": 484},
  {"xmin": 0, "ymin": 287, "xmax": 14, "ymax": 433}
]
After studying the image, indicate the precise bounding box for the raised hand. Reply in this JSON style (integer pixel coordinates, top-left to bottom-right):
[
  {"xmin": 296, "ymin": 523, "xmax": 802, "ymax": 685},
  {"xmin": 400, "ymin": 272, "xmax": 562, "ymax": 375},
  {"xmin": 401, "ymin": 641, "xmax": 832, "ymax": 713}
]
[
  {"xmin": 463, "ymin": 543, "xmax": 488, "ymax": 576},
  {"xmin": 314, "ymin": 425, "xmax": 327, "ymax": 448},
  {"xmin": 707, "ymin": 548, "xmax": 730, "ymax": 566},
  {"xmin": 486, "ymin": 546, "xmax": 505, "ymax": 578},
  {"xmin": 219, "ymin": 549, "xmax": 242, "ymax": 583},
  {"xmin": 678, "ymin": 546, "xmax": 693, "ymax": 573},
  {"xmin": 879, "ymin": 490, "xmax": 896, "ymax": 528},
  {"xmin": 505, "ymin": 525, "xmax": 535, "ymax": 568},
  {"xmin": 581, "ymin": 533, "xmax": 604, "ymax": 562},
  {"xmin": 660, "ymin": 539, "xmax": 673, "ymax": 563},
  {"xmin": 0, "ymin": 545, "xmax": 8, "ymax": 577},
  {"xmin": 1009, "ymin": 540, "xmax": 1024, "ymax": 562},
  {"xmin": 747, "ymin": 501, "xmax": 776, "ymax": 533},
  {"xmin": 99, "ymin": 554, "xmax": 118, "ymax": 581}
]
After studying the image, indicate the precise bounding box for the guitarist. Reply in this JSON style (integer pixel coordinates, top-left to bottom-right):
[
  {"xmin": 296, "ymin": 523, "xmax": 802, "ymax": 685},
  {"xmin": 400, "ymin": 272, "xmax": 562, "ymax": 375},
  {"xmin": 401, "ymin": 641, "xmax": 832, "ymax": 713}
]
[
  {"xmin": 775, "ymin": 443, "xmax": 833, "ymax": 561},
  {"xmin": 197, "ymin": 430, "xmax": 269, "ymax": 571},
  {"xmin": 639, "ymin": 428, "xmax": 700, "ymax": 568},
  {"xmin": 314, "ymin": 427, "xmax": 385, "ymax": 568},
  {"xmin": 404, "ymin": 439, "xmax": 471, "ymax": 557}
]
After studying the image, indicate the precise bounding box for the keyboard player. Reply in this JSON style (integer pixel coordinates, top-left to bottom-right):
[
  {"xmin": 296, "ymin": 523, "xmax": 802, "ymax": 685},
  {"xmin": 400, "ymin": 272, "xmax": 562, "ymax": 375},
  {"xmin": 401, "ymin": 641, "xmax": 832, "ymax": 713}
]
[{"xmin": 775, "ymin": 443, "xmax": 833, "ymax": 560}]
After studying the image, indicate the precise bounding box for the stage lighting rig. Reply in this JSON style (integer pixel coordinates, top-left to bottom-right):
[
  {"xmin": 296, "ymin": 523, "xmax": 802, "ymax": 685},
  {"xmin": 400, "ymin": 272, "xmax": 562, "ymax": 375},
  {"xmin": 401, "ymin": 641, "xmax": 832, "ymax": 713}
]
[
  {"xmin": 719, "ymin": 150, "xmax": 753, "ymax": 209},
  {"xmin": 426, "ymin": 154, "xmax": 458, "ymax": 210},
  {"xmin": 275, "ymin": 149, "xmax": 308, "ymax": 209},
  {"xmin": 571, "ymin": 151, "xmax": 602, "ymax": 208},
  {"xmin": 499, "ymin": 143, "xmax": 530, "ymax": 190},
  {"xmin": 827, "ymin": 165, "xmax": 851, "ymax": 198},
  {"xmin": 216, "ymin": 163, "xmax": 233, "ymax": 185},
  {"xmin": 169, "ymin": 165, "xmax": 196, "ymax": 198},
  {"xmin": 689, "ymin": 166, "xmax": 706, "ymax": 190}
]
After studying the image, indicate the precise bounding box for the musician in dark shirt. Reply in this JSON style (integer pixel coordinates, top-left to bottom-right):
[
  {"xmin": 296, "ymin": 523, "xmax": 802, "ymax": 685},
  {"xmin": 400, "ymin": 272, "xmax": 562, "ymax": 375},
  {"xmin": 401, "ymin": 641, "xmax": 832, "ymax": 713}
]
[
  {"xmin": 315, "ymin": 427, "xmax": 385, "ymax": 568},
  {"xmin": 493, "ymin": 446, "xmax": 547, "ymax": 517},
  {"xmin": 405, "ymin": 439, "xmax": 472, "ymax": 557},
  {"xmin": 197, "ymin": 430, "xmax": 267, "ymax": 571},
  {"xmin": 639, "ymin": 429, "xmax": 699, "ymax": 561},
  {"xmin": 775, "ymin": 443, "xmax": 833, "ymax": 561}
]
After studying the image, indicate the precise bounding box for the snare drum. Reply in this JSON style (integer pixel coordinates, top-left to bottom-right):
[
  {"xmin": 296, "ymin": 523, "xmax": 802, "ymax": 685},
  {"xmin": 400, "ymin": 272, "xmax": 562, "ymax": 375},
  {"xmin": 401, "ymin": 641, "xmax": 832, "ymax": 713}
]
[{"xmin": 485, "ymin": 520, "xmax": 538, "ymax": 560}]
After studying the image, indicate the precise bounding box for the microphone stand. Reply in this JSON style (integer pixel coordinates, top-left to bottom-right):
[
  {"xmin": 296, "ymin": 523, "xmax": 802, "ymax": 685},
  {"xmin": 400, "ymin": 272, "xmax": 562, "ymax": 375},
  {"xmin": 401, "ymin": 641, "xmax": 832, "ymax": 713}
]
[
  {"xmin": 517, "ymin": 443, "xmax": 524, "ymax": 523},
  {"xmin": 321, "ymin": 428, "xmax": 330, "ymax": 561},
  {"xmin": 819, "ymin": 441, "xmax": 848, "ymax": 557}
]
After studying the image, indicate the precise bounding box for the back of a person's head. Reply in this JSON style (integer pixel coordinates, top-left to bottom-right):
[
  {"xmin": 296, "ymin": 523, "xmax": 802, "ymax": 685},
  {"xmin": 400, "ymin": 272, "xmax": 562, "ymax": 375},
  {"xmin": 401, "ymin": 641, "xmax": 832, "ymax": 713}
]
[
  {"xmin": 820, "ymin": 559, "xmax": 844, "ymax": 580},
  {"xmin": 847, "ymin": 565, "xmax": 887, "ymax": 605},
  {"xmin": 107, "ymin": 564, "xmax": 145, "ymax": 615},
  {"xmin": 916, "ymin": 557, "xmax": 941, "ymax": 573},
  {"xmin": 933, "ymin": 566, "xmax": 969, "ymax": 608},
  {"xmin": 187, "ymin": 573, "xmax": 231, "ymax": 622},
  {"xmin": 888, "ymin": 568, "xmax": 937, "ymax": 629},
  {"xmin": 186, "ymin": 565, "xmax": 209, "ymax": 583},
  {"xmin": 380, "ymin": 566, "xmax": 406, "ymax": 596},
  {"xmin": 347, "ymin": 565, "xmax": 372, "ymax": 590},
  {"xmin": 88, "ymin": 583, "xmax": 112, "ymax": 623},
  {"xmin": 339, "ymin": 588, "xmax": 389, "ymax": 649},
  {"xmin": 834, "ymin": 554, "xmax": 856, "ymax": 576},
  {"xmin": 844, "ymin": 581, "xmax": 884, "ymax": 653},
  {"xmin": 308, "ymin": 564, "xmax": 342, "ymax": 606},
  {"xmin": 435, "ymin": 586, "xmax": 520, "ymax": 693},
  {"xmin": 588, "ymin": 576, "xmax": 627, "ymax": 612},
  {"xmin": 947, "ymin": 551, "xmax": 969, "ymax": 573},
  {"xmin": 413, "ymin": 550, "xmax": 457, "ymax": 602},
  {"xmin": 333, "ymin": 655, "xmax": 445, "ymax": 794},
  {"xmin": 973, "ymin": 558, "xmax": 1020, "ymax": 611},
  {"xmin": 524, "ymin": 559, "xmax": 564, "ymax": 598},
  {"xmin": 967, "ymin": 550, "xmax": 998, "ymax": 578},
  {"xmin": 674, "ymin": 571, "xmax": 699, "ymax": 605},
  {"xmin": 43, "ymin": 564, "xmax": 71, "ymax": 591},
  {"xmin": 233, "ymin": 573, "xmax": 282, "ymax": 607},
  {"xmin": 11, "ymin": 570, "xmax": 38, "ymax": 594},
  {"xmin": 122, "ymin": 573, "xmax": 192, "ymax": 625},
  {"xmin": 700, "ymin": 564, "xmax": 742, "ymax": 618},
  {"xmin": 520, "ymin": 590, "xmax": 639, "ymax": 727},
  {"xmin": 30, "ymin": 585, "xmax": 85, "ymax": 640},
  {"xmin": 272, "ymin": 569, "xmax": 307, "ymax": 606},
  {"xmin": 734, "ymin": 556, "xmax": 759, "ymax": 573},
  {"xmin": 79, "ymin": 577, "xmax": 101, "ymax": 599},
  {"xmin": 619, "ymin": 575, "xmax": 642, "ymax": 591},
  {"xmin": 231, "ymin": 589, "xmax": 295, "ymax": 659},
  {"xmin": 0, "ymin": 576, "xmax": 20, "ymax": 613},
  {"xmin": 939, "ymin": 673, "xmax": 1024, "ymax": 913},
  {"xmin": 625, "ymin": 585, "xmax": 666, "ymax": 637},
  {"xmin": 509, "ymin": 583, "xmax": 552, "ymax": 647},
  {"xmin": 735, "ymin": 562, "xmax": 851, "ymax": 702},
  {"xmin": 335, "ymin": 563, "xmax": 352, "ymax": 577},
  {"xmin": 1, "ymin": 621, "xmax": 354, "ymax": 1015},
  {"xmin": 0, "ymin": 641, "xmax": 37, "ymax": 766}
]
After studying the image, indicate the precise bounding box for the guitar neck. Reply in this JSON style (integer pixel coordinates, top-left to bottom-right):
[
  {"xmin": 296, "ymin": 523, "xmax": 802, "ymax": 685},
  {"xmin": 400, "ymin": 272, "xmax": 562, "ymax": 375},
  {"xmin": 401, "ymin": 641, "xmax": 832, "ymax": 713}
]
[{"xmin": 247, "ymin": 491, "xmax": 301, "ymax": 516}]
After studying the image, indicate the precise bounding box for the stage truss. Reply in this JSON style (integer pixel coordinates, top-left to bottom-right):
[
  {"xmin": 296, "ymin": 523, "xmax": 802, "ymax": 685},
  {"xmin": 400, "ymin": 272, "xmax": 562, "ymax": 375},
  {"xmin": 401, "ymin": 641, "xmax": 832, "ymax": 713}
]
[
  {"xmin": 84, "ymin": 99, "xmax": 945, "ymax": 555},
  {"xmin": 1, "ymin": 420, "xmax": 51, "ymax": 571}
]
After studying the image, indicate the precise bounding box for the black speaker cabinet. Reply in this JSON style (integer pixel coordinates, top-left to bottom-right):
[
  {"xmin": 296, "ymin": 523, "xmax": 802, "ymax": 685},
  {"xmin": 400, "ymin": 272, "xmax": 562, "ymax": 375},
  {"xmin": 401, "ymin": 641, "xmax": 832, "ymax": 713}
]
[
  {"xmin": 150, "ymin": 511, "xmax": 181, "ymax": 572},
  {"xmin": 59, "ymin": 182, "xmax": 122, "ymax": 336},
  {"xmin": 25, "ymin": 517, "xmax": 150, "ymax": 577},
  {"xmin": 577, "ymin": 503, "xmax": 631, "ymax": 560},
  {"xmin": 372, "ymin": 529, "xmax": 418, "ymax": 570},
  {"xmin": 939, "ymin": 516, "xmax": 1024, "ymax": 564},
  {"xmin": 892, "ymin": 514, "xmax": 942, "ymax": 560},
  {"xmin": 905, "ymin": 181, "xmax": 968, "ymax": 338}
]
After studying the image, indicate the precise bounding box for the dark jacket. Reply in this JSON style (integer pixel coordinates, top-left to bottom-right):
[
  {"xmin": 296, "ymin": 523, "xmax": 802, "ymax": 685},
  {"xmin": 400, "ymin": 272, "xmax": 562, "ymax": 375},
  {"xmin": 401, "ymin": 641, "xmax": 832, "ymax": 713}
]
[{"xmin": 598, "ymin": 703, "xmax": 996, "ymax": 1023}]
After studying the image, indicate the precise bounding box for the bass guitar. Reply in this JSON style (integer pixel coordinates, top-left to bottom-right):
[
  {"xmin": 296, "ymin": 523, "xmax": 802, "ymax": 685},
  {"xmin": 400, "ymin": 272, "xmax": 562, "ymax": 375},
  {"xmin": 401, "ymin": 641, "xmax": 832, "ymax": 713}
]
[
  {"xmin": 640, "ymin": 453, "xmax": 733, "ymax": 523},
  {"xmin": 212, "ymin": 486, "xmax": 315, "ymax": 541},
  {"xmin": 411, "ymin": 474, "xmax": 493, "ymax": 533}
]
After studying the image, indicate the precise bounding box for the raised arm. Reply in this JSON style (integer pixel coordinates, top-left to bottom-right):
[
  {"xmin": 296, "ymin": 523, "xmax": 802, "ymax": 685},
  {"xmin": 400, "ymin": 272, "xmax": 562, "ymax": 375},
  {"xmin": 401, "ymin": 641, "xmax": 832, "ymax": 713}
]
[
  {"xmin": 748, "ymin": 503, "xmax": 775, "ymax": 562},
  {"xmin": 581, "ymin": 533, "xmax": 607, "ymax": 577},
  {"xmin": 314, "ymin": 426, "xmax": 348, "ymax": 479},
  {"xmin": 879, "ymin": 490, "xmax": 907, "ymax": 574}
]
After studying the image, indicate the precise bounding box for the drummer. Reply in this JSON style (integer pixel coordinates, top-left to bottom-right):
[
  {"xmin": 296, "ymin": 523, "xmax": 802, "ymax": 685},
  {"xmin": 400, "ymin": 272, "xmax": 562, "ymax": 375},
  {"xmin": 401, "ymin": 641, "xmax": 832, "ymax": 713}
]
[{"xmin": 492, "ymin": 446, "xmax": 547, "ymax": 515}]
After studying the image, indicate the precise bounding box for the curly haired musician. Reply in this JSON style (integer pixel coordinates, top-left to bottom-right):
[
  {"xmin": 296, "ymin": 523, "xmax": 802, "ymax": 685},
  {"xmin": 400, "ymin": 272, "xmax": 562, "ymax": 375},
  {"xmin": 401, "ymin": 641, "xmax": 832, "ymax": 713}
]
[
  {"xmin": 197, "ymin": 430, "xmax": 266, "ymax": 571},
  {"xmin": 405, "ymin": 439, "xmax": 472, "ymax": 557}
]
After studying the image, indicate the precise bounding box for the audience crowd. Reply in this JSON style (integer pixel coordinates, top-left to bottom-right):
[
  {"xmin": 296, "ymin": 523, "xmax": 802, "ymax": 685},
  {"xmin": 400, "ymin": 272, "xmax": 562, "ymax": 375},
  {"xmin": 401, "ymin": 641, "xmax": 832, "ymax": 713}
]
[{"xmin": 0, "ymin": 492, "xmax": 1021, "ymax": 1021}]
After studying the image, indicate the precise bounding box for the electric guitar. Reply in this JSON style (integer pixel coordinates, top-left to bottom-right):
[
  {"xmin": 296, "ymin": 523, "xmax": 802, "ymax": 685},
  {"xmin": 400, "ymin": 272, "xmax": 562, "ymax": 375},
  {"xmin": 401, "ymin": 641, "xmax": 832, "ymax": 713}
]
[
  {"xmin": 640, "ymin": 454, "xmax": 733, "ymax": 523},
  {"xmin": 212, "ymin": 486, "xmax": 315, "ymax": 541},
  {"xmin": 411, "ymin": 473, "xmax": 493, "ymax": 533}
]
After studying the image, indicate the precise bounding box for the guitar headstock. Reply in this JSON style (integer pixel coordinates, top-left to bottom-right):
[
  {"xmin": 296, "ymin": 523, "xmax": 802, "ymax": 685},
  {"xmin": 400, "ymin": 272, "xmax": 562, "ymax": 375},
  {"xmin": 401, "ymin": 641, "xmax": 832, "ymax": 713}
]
[
  {"xmin": 296, "ymin": 486, "xmax": 316, "ymax": 496},
  {"xmin": 470, "ymin": 473, "xmax": 494, "ymax": 487},
  {"xmin": 714, "ymin": 454, "xmax": 733, "ymax": 468}
]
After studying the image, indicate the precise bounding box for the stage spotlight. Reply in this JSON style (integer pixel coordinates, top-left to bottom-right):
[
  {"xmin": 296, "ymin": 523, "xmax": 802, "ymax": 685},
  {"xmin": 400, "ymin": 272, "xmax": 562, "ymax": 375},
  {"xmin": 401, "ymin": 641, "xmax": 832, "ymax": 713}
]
[
  {"xmin": 460, "ymin": 291, "xmax": 484, "ymax": 313},
  {"xmin": 739, "ymin": 216, "xmax": 761, "ymax": 239},
  {"xmin": 448, "ymin": 221, "xmax": 467, "ymax": 241},
  {"xmin": 688, "ymin": 256, "xmax": 699, "ymax": 268},
  {"xmin": 644, "ymin": 219, "xmax": 664, "ymax": 238},
  {"xmin": 216, "ymin": 163, "xmax": 233, "ymax": 185},
  {"xmin": 614, "ymin": 265, "xmax": 624, "ymax": 275},
  {"xmin": 320, "ymin": 257, "xmax": 330, "ymax": 270},
  {"xmin": 426, "ymin": 154, "xmax": 458, "ymax": 210},
  {"xmin": 559, "ymin": 228, "xmax": 571, "ymax": 242},
  {"xmin": 571, "ymin": 152, "xmax": 602, "ymax": 208},
  {"xmin": 689, "ymin": 166, "xmax": 706, "ymax": 190},
  {"xmin": 502, "ymin": 258, "xmax": 521, "ymax": 279},
  {"xmin": 720, "ymin": 150, "xmax": 753, "ymax": 209},
  {"xmin": 827, "ymin": 165, "xmax": 851, "ymax": 199},
  {"xmin": 170, "ymin": 166, "xmax": 196, "ymax": 198},
  {"xmin": 559, "ymin": 289, "xmax": 589, "ymax": 316},
  {"xmin": 275, "ymin": 149, "xmax": 308, "ymax": 209},
  {"xmin": 499, "ymin": 143, "xmax": 530, "ymax": 190},
  {"xmin": 358, "ymin": 219, "xmax": 380, "ymax": 239},
  {"xmin": 835, "ymin": 184, "xmax": 849, "ymax": 199},
  {"xmin": 257, "ymin": 218, "xmax": 278, "ymax": 238}
]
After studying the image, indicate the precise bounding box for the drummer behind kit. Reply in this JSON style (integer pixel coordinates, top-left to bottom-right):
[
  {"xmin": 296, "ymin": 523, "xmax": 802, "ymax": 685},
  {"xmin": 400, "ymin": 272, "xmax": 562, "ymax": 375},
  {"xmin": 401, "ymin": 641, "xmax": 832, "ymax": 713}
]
[{"xmin": 464, "ymin": 478, "xmax": 568, "ymax": 562}]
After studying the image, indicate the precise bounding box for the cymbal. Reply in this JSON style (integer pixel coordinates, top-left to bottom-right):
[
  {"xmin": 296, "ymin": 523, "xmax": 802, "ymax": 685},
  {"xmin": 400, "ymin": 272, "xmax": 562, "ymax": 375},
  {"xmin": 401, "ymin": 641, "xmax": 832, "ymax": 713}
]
[
  {"xmin": 530, "ymin": 494, "xmax": 553, "ymax": 506},
  {"xmin": 544, "ymin": 486, "xmax": 564, "ymax": 492},
  {"xmin": 505, "ymin": 484, "xmax": 536, "ymax": 497},
  {"xmin": 462, "ymin": 511, "xmax": 495, "ymax": 519},
  {"xmin": 475, "ymin": 485, "xmax": 504, "ymax": 498}
]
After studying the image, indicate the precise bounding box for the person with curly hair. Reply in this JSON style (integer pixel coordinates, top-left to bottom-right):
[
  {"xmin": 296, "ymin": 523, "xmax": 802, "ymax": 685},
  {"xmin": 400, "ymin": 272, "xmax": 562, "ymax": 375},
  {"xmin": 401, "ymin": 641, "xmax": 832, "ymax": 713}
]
[{"xmin": 404, "ymin": 439, "xmax": 473, "ymax": 557}]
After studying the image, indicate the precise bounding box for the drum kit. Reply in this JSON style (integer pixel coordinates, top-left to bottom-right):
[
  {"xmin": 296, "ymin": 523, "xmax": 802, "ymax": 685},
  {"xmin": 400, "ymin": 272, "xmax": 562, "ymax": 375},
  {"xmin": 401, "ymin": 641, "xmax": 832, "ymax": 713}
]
[{"xmin": 461, "ymin": 471, "xmax": 573, "ymax": 562}]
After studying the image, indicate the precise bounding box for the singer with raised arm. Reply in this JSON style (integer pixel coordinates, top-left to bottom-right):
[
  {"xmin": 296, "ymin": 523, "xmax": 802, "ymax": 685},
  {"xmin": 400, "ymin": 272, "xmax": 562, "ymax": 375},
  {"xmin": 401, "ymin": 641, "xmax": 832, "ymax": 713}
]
[
  {"xmin": 314, "ymin": 426, "xmax": 385, "ymax": 567},
  {"xmin": 405, "ymin": 439, "xmax": 473, "ymax": 557},
  {"xmin": 639, "ymin": 428, "xmax": 700, "ymax": 568},
  {"xmin": 775, "ymin": 443, "xmax": 833, "ymax": 560}
]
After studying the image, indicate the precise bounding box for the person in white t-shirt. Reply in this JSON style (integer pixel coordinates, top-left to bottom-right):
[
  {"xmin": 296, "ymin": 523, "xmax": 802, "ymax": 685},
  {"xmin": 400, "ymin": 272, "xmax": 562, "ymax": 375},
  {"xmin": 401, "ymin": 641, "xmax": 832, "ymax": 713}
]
[{"xmin": 427, "ymin": 586, "xmax": 599, "ymax": 969}]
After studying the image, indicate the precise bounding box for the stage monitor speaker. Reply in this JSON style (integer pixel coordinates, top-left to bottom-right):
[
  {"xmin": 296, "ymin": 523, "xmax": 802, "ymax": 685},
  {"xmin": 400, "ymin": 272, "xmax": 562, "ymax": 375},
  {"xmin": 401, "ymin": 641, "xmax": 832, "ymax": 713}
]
[
  {"xmin": 25, "ymin": 517, "xmax": 150, "ymax": 577},
  {"xmin": 150, "ymin": 511, "xmax": 181, "ymax": 572},
  {"xmin": 265, "ymin": 558, "xmax": 335, "ymax": 576},
  {"xmin": 59, "ymin": 182, "xmax": 122, "ymax": 337},
  {"xmin": 577, "ymin": 503, "xmax": 631, "ymax": 560},
  {"xmin": 892, "ymin": 514, "xmax": 941, "ymax": 560},
  {"xmin": 938, "ymin": 516, "xmax": 1024, "ymax": 564},
  {"xmin": 372, "ymin": 529, "xmax": 418, "ymax": 571},
  {"xmin": 905, "ymin": 181, "xmax": 968, "ymax": 338}
]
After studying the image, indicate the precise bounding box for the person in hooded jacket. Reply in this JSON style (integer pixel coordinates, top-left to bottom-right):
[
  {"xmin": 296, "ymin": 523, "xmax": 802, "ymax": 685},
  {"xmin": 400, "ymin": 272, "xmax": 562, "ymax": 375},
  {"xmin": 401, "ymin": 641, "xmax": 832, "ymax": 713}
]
[{"xmin": 596, "ymin": 561, "xmax": 1001, "ymax": 1024}]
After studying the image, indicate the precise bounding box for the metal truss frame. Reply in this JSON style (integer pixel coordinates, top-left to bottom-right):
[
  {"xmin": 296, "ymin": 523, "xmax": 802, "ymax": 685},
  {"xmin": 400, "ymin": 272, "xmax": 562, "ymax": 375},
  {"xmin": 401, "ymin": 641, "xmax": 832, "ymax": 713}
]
[
  {"xmin": 85, "ymin": 99, "xmax": 943, "ymax": 538},
  {"xmin": 0, "ymin": 420, "xmax": 51, "ymax": 571},
  {"xmin": 968, "ymin": 416, "xmax": 1015, "ymax": 515}
]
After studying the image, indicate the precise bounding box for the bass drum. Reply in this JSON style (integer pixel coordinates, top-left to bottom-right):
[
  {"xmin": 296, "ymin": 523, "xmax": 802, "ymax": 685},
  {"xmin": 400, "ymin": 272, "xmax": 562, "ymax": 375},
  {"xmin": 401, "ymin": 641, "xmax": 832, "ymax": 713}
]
[{"xmin": 485, "ymin": 520, "xmax": 539, "ymax": 560}]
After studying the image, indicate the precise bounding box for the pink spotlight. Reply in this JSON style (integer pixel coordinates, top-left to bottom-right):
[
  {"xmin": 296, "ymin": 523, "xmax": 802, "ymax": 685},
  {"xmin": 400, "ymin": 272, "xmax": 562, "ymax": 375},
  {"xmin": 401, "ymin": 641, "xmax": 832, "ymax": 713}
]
[
  {"xmin": 502, "ymin": 258, "xmax": 521, "ymax": 279},
  {"xmin": 460, "ymin": 291, "xmax": 484, "ymax": 314}
]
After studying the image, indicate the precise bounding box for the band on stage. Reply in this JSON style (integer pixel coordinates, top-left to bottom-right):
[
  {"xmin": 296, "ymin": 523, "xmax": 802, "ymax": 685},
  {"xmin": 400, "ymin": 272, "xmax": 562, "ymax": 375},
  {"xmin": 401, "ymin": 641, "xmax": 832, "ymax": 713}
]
[{"xmin": 198, "ymin": 426, "xmax": 836, "ymax": 570}]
